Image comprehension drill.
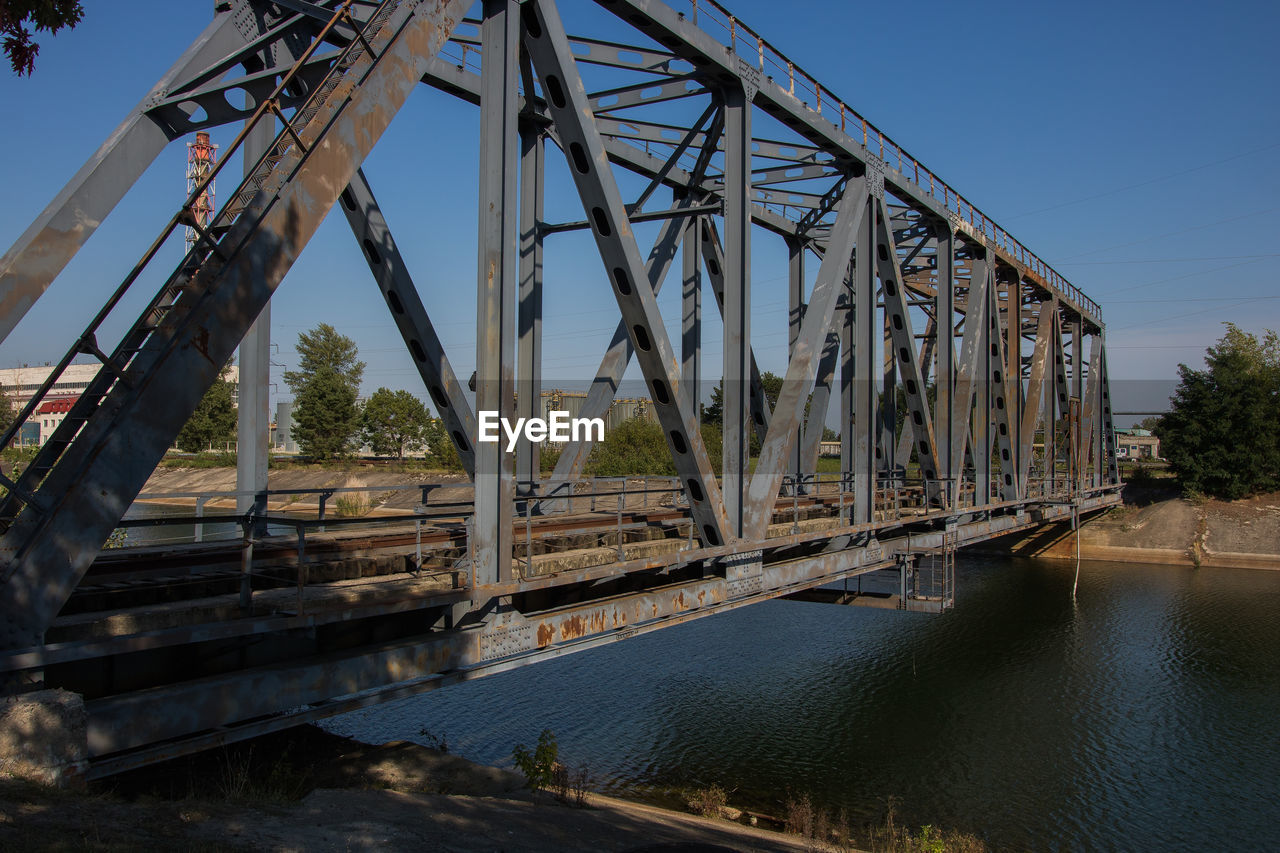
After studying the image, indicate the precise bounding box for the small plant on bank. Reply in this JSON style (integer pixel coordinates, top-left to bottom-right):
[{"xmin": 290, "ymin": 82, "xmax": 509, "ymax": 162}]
[
  {"xmin": 784, "ymin": 790, "xmax": 816, "ymax": 839},
  {"xmin": 417, "ymin": 728, "xmax": 449, "ymax": 754},
  {"xmin": 333, "ymin": 476, "xmax": 370, "ymax": 517},
  {"xmin": 551, "ymin": 761, "xmax": 591, "ymax": 807},
  {"xmin": 512, "ymin": 728, "xmax": 558, "ymax": 795},
  {"xmin": 684, "ymin": 784, "xmax": 728, "ymax": 817}
]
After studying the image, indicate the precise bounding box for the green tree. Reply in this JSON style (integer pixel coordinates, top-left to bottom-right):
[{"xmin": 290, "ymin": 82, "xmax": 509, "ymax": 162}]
[
  {"xmin": 175, "ymin": 366, "xmax": 237, "ymax": 453},
  {"xmin": 1156, "ymin": 323, "xmax": 1279, "ymax": 499},
  {"xmin": 421, "ymin": 416, "xmax": 464, "ymax": 471},
  {"xmin": 283, "ymin": 323, "xmax": 364, "ymax": 393},
  {"xmin": 2, "ymin": 1, "xmax": 83, "ymax": 75},
  {"xmin": 1136, "ymin": 416, "xmax": 1162, "ymax": 432},
  {"xmin": 284, "ymin": 324, "xmax": 364, "ymax": 460},
  {"xmin": 703, "ymin": 371, "xmax": 784, "ymax": 426},
  {"xmin": 0, "ymin": 383, "xmax": 15, "ymax": 437},
  {"xmin": 290, "ymin": 367, "xmax": 360, "ymax": 460},
  {"xmin": 361, "ymin": 388, "xmax": 429, "ymax": 460}
]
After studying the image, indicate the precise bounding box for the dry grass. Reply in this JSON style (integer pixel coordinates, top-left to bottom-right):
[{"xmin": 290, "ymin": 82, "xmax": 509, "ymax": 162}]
[
  {"xmin": 684, "ymin": 785, "xmax": 728, "ymax": 818},
  {"xmin": 333, "ymin": 476, "xmax": 370, "ymax": 517}
]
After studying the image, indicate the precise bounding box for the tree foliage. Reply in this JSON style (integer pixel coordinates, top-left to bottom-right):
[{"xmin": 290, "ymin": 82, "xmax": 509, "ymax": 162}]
[
  {"xmin": 1156, "ymin": 324, "xmax": 1279, "ymax": 499},
  {"xmin": 175, "ymin": 366, "xmax": 237, "ymax": 453},
  {"xmin": 285, "ymin": 325, "xmax": 364, "ymax": 460},
  {"xmin": 0, "ymin": 383, "xmax": 14, "ymax": 437},
  {"xmin": 586, "ymin": 417, "xmax": 723, "ymax": 476},
  {"xmin": 291, "ymin": 367, "xmax": 360, "ymax": 460},
  {"xmin": 2, "ymin": 0, "xmax": 83, "ymax": 76},
  {"xmin": 283, "ymin": 323, "xmax": 364, "ymax": 393},
  {"xmin": 361, "ymin": 388, "xmax": 429, "ymax": 460},
  {"xmin": 421, "ymin": 416, "xmax": 464, "ymax": 471},
  {"xmin": 701, "ymin": 371, "xmax": 783, "ymax": 427}
]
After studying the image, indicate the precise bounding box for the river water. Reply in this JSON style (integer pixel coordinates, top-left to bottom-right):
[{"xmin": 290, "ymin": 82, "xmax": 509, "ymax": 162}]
[{"xmin": 318, "ymin": 555, "xmax": 1278, "ymax": 850}]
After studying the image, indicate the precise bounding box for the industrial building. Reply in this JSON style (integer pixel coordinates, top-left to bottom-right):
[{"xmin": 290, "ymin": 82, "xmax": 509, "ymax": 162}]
[{"xmin": 1115, "ymin": 428, "xmax": 1161, "ymax": 460}]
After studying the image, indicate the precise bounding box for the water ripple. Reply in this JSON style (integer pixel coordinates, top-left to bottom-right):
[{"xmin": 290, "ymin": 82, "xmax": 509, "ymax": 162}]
[{"xmin": 320, "ymin": 557, "xmax": 1280, "ymax": 851}]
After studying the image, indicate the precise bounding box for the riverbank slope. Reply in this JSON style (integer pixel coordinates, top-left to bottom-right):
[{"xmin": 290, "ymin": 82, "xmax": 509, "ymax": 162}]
[
  {"xmin": 0, "ymin": 726, "xmax": 824, "ymax": 852},
  {"xmin": 984, "ymin": 487, "xmax": 1280, "ymax": 569}
]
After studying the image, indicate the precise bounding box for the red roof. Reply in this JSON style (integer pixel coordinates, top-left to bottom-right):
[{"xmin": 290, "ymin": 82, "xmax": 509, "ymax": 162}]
[{"xmin": 35, "ymin": 396, "xmax": 78, "ymax": 415}]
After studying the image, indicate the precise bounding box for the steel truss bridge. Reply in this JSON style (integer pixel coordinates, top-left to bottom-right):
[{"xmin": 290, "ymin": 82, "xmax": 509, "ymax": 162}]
[{"xmin": 0, "ymin": 0, "xmax": 1120, "ymax": 777}]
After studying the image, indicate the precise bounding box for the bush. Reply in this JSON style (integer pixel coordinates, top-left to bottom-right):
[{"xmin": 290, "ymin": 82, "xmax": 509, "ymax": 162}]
[
  {"xmin": 585, "ymin": 418, "xmax": 725, "ymax": 477},
  {"xmin": 685, "ymin": 784, "xmax": 728, "ymax": 817},
  {"xmin": 587, "ymin": 418, "xmax": 674, "ymax": 476},
  {"xmin": 512, "ymin": 728, "xmax": 558, "ymax": 795},
  {"xmin": 551, "ymin": 761, "xmax": 591, "ymax": 808}
]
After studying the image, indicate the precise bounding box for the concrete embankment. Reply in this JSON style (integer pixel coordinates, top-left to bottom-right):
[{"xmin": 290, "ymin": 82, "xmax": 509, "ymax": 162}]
[
  {"xmin": 980, "ymin": 487, "xmax": 1280, "ymax": 570},
  {"xmin": 137, "ymin": 465, "xmax": 471, "ymax": 515}
]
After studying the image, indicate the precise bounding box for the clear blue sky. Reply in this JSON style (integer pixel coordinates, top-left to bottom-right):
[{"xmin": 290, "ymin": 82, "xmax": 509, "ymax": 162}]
[{"xmin": 1, "ymin": 0, "xmax": 1276, "ymax": 420}]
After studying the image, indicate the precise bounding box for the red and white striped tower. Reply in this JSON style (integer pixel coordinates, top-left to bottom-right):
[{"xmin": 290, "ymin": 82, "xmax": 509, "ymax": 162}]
[{"xmin": 184, "ymin": 131, "xmax": 218, "ymax": 251}]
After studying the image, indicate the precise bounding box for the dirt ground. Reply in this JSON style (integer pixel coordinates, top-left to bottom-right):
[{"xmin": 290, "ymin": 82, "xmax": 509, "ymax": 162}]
[
  {"xmin": 0, "ymin": 727, "xmax": 819, "ymax": 853},
  {"xmin": 999, "ymin": 486, "xmax": 1280, "ymax": 568}
]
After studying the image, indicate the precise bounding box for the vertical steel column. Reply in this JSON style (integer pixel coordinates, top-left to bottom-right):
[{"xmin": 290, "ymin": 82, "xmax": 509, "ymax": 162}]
[
  {"xmin": 1099, "ymin": 340, "xmax": 1121, "ymax": 485},
  {"xmin": 971, "ymin": 256, "xmax": 991, "ymax": 506},
  {"xmin": 1020, "ymin": 299, "xmax": 1055, "ymax": 492},
  {"xmin": 986, "ymin": 277, "xmax": 1018, "ymax": 502},
  {"xmin": 839, "ymin": 267, "xmax": 855, "ymax": 483},
  {"xmin": 787, "ymin": 236, "xmax": 805, "ymax": 482},
  {"xmin": 934, "ymin": 227, "xmax": 955, "ymax": 506},
  {"xmin": 852, "ymin": 194, "xmax": 878, "ymax": 522},
  {"xmin": 880, "ymin": 300, "xmax": 896, "ymax": 481},
  {"xmin": 1050, "ymin": 310, "xmax": 1069, "ymax": 492},
  {"xmin": 1082, "ymin": 332, "xmax": 1103, "ymax": 488},
  {"xmin": 1005, "ymin": 275, "xmax": 1023, "ymax": 498},
  {"xmin": 236, "ymin": 103, "xmax": 276, "ymax": 522},
  {"xmin": 516, "ymin": 125, "xmax": 545, "ymax": 490},
  {"xmin": 722, "ymin": 83, "xmax": 752, "ymax": 538},
  {"xmin": 801, "ymin": 305, "xmax": 841, "ymax": 477},
  {"xmin": 681, "ymin": 206, "xmax": 701, "ymax": 416},
  {"xmin": 474, "ymin": 0, "xmax": 520, "ymax": 585},
  {"xmin": 1071, "ymin": 317, "xmax": 1083, "ymax": 492}
]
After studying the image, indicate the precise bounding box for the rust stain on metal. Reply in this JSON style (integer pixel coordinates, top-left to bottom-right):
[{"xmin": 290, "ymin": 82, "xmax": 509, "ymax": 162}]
[
  {"xmin": 536, "ymin": 622, "xmax": 553, "ymax": 648},
  {"xmin": 559, "ymin": 615, "xmax": 584, "ymax": 642}
]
